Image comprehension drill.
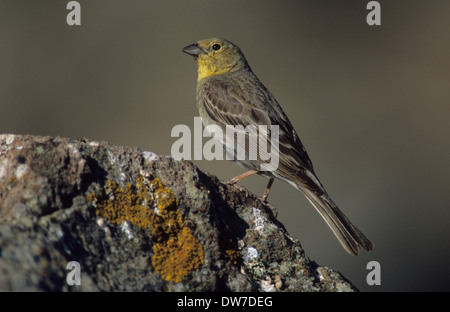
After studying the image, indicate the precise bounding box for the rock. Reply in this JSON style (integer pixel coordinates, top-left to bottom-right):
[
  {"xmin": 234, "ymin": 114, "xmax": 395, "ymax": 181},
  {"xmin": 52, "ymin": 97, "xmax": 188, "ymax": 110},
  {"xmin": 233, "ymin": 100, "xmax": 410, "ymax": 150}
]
[{"xmin": 0, "ymin": 134, "xmax": 357, "ymax": 291}]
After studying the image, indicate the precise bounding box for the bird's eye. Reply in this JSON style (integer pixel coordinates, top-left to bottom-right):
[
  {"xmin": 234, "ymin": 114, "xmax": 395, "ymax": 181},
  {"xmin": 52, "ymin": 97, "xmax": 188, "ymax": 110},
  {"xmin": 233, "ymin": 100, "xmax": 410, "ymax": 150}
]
[{"xmin": 212, "ymin": 43, "xmax": 221, "ymax": 51}]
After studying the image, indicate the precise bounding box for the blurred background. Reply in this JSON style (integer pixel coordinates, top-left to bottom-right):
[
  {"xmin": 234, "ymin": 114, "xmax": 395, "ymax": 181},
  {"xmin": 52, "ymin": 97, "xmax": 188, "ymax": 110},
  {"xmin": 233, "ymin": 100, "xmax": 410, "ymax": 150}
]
[{"xmin": 1, "ymin": 0, "xmax": 449, "ymax": 291}]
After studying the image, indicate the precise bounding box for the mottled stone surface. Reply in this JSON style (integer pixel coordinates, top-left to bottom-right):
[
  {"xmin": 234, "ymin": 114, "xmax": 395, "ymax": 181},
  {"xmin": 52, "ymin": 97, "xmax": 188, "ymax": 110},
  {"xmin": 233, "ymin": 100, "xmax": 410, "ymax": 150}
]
[{"xmin": 0, "ymin": 134, "xmax": 357, "ymax": 291}]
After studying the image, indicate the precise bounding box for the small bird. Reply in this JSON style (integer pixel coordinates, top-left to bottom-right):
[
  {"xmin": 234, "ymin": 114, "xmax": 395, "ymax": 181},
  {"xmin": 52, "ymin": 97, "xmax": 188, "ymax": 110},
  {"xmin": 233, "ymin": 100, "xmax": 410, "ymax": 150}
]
[{"xmin": 182, "ymin": 38, "xmax": 373, "ymax": 255}]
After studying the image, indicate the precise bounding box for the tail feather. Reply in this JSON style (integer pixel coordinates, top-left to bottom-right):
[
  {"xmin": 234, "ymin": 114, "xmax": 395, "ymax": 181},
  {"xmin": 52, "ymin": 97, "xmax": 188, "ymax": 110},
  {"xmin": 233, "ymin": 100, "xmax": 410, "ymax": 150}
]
[{"xmin": 300, "ymin": 188, "xmax": 373, "ymax": 256}]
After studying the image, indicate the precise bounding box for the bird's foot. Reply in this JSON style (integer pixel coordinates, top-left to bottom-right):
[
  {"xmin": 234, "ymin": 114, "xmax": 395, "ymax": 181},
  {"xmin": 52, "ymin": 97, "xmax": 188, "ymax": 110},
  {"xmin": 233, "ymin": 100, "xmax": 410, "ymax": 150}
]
[
  {"xmin": 222, "ymin": 179, "xmax": 248, "ymax": 196},
  {"xmin": 221, "ymin": 178, "xmax": 238, "ymax": 186},
  {"xmin": 259, "ymin": 198, "xmax": 278, "ymax": 218}
]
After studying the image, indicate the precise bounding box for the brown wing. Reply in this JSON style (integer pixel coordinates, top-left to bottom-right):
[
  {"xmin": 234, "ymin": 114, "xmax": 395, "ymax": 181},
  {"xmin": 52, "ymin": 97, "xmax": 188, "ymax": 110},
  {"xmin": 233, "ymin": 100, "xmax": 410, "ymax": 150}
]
[{"xmin": 199, "ymin": 74, "xmax": 322, "ymax": 194}]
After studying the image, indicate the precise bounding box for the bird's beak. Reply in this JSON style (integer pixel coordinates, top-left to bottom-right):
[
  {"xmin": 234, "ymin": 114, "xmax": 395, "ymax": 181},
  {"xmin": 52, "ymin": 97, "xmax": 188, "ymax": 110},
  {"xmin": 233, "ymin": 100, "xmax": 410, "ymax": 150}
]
[{"xmin": 182, "ymin": 43, "xmax": 204, "ymax": 57}]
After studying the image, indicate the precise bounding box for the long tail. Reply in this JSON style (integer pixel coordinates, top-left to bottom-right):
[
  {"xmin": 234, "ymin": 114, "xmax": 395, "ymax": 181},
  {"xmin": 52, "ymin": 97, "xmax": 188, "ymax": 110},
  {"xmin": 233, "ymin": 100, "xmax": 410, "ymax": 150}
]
[{"xmin": 300, "ymin": 187, "xmax": 373, "ymax": 256}]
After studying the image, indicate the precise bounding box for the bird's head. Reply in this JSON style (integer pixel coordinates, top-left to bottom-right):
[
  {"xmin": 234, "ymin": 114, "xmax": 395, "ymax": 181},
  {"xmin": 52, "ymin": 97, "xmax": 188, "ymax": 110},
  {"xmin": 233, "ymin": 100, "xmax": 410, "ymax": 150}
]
[{"xmin": 182, "ymin": 38, "xmax": 249, "ymax": 81}]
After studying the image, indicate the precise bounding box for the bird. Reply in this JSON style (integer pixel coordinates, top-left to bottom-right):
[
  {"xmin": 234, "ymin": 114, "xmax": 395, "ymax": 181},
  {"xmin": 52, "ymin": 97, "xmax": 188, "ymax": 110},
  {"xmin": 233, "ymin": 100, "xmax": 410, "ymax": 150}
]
[{"xmin": 182, "ymin": 38, "xmax": 373, "ymax": 256}]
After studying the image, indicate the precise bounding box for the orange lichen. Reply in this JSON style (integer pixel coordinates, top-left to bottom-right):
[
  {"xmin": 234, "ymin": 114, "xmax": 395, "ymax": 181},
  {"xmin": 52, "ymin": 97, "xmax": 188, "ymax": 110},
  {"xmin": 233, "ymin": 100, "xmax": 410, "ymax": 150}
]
[
  {"xmin": 88, "ymin": 176, "xmax": 204, "ymax": 283},
  {"xmin": 152, "ymin": 226, "xmax": 205, "ymax": 283},
  {"xmin": 225, "ymin": 249, "xmax": 241, "ymax": 266},
  {"xmin": 220, "ymin": 236, "xmax": 241, "ymax": 266}
]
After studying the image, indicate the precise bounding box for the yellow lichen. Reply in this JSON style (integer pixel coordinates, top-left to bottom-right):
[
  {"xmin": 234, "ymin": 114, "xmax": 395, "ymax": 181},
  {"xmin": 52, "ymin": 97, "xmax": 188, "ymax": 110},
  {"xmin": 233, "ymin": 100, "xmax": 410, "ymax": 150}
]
[
  {"xmin": 225, "ymin": 248, "xmax": 241, "ymax": 266},
  {"xmin": 88, "ymin": 176, "xmax": 204, "ymax": 283},
  {"xmin": 220, "ymin": 236, "xmax": 241, "ymax": 266},
  {"xmin": 152, "ymin": 226, "xmax": 205, "ymax": 283}
]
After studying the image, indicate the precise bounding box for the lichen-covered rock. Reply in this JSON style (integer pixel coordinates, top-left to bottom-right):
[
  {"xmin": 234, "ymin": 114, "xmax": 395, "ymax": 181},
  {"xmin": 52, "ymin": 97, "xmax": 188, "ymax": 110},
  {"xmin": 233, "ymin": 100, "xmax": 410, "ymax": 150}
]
[{"xmin": 0, "ymin": 134, "xmax": 357, "ymax": 291}]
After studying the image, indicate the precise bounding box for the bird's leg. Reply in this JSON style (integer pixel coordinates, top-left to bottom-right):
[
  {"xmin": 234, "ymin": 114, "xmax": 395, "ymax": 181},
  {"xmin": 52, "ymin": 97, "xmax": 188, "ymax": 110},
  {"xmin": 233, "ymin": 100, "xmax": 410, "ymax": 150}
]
[
  {"xmin": 227, "ymin": 169, "xmax": 259, "ymax": 185},
  {"xmin": 261, "ymin": 177, "xmax": 274, "ymax": 202},
  {"xmin": 260, "ymin": 178, "xmax": 277, "ymax": 217},
  {"xmin": 222, "ymin": 170, "xmax": 259, "ymax": 199}
]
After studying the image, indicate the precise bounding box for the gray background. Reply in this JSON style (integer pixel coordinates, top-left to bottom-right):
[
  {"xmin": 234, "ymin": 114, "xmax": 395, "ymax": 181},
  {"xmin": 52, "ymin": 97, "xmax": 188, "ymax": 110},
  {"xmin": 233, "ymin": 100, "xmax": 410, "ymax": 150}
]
[{"xmin": 1, "ymin": 0, "xmax": 449, "ymax": 291}]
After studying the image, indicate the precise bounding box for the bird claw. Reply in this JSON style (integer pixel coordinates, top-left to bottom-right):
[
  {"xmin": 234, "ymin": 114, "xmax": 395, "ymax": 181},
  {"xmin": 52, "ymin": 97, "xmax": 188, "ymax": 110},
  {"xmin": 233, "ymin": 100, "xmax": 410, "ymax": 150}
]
[
  {"xmin": 221, "ymin": 178, "xmax": 237, "ymax": 186},
  {"xmin": 260, "ymin": 198, "xmax": 278, "ymax": 218},
  {"xmin": 222, "ymin": 179, "xmax": 248, "ymax": 196}
]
